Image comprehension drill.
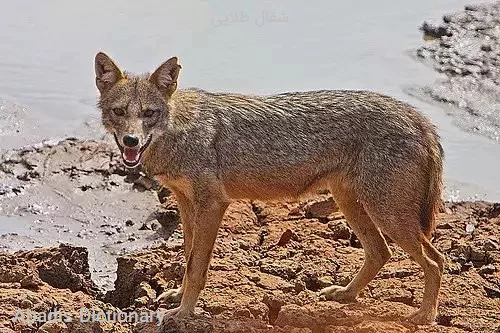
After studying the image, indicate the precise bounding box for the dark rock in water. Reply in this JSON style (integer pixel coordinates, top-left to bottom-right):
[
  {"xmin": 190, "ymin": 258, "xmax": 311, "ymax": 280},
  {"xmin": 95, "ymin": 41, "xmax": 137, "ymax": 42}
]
[
  {"xmin": 443, "ymin": 14, "xmax": 453, "ymax": 23},
  {"xmin": 139, "ymin": 222, "xmax": 152, "ymax": 230},
  {"xmin": 465, "ymin": 4, "xmax": 489, "ymax": 11},
  {"xmin": 421, "ymin": 21, "xmax": 451, "ymax": 38},
  {"xmin": 480, "ymin": 44, "xmax": 492, "ymax": 52}
]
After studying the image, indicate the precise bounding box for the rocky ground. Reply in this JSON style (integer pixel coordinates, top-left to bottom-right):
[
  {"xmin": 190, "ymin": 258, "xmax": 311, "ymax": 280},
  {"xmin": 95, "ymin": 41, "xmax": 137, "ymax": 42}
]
[
  {"xmin": 0, "ymin": 138, "xmax": 499, "ymax": 333},
  {"xmin": 408, "ymin": 1, "xmax": 500, "ymax": 142}
]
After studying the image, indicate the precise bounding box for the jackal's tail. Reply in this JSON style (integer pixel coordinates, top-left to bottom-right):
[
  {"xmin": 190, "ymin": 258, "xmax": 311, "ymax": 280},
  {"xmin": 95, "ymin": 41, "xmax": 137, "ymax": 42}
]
[{"xmin": 420, "ymin": 131, "xmax": 444, "ymax": 239}]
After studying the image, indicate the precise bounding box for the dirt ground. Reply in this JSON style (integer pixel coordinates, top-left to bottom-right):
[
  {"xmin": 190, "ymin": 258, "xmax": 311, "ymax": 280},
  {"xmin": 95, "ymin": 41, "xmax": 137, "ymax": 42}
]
[{"xmin": 0, "ymin": 138, "xmax": 498, "ymax": 333}]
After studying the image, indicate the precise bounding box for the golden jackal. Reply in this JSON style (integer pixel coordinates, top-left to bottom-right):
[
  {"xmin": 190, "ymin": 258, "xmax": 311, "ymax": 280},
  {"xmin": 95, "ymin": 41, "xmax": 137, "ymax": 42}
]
[{"xmin": 95, "ymin": 52, "xmax": 445, "ymax": 325}]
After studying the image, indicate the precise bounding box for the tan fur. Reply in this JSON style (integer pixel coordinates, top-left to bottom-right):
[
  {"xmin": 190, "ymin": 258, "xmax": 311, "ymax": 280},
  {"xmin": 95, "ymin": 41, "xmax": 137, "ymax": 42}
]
[{"xmin": 94, "ymin": 52, "xmax": 445, "ymax": 324}]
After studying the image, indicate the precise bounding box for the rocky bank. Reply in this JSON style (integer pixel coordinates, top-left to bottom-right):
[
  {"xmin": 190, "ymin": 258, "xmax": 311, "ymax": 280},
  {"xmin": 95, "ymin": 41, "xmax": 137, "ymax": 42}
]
[{"xmin": 410, "ymin": 1, "xmax": 500, "ymax": 142}]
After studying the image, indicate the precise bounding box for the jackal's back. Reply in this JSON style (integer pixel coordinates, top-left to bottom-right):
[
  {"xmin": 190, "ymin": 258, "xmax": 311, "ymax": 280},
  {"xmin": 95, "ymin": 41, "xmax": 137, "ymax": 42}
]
[{"xmin": 193, "ymin": 89, "xmax": 435, "ymax": 171}]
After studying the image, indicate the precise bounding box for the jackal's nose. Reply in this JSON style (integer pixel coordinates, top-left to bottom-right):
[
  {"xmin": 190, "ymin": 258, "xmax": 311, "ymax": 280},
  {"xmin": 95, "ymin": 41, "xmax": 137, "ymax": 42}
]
[{"xmin": 123, "ymin": 135, "xmax": 139, "ymax": 147}]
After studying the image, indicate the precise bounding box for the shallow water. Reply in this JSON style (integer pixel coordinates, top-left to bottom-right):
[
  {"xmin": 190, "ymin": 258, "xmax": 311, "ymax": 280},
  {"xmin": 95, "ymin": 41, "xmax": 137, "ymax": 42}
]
[
  {"xmin": 0, "ymin": 0, "xmax": 499, "ymax": 201},
  {"xmin": 0, "ymin": 216, "xmax": 31, "ymax": 235}
]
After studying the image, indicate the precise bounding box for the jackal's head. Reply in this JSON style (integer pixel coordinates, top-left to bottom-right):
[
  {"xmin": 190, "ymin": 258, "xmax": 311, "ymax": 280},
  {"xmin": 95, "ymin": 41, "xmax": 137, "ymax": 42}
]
[{"xmin": 94, "ymin": 52, "xmax": 181, "ymax": 168}]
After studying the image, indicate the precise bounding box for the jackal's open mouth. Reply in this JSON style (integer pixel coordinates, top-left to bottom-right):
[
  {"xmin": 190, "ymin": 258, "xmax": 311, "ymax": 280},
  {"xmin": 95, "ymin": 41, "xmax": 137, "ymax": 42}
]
[{"xmin": 113, "ymin": 134, "xmax": 153, "ymax": 168}]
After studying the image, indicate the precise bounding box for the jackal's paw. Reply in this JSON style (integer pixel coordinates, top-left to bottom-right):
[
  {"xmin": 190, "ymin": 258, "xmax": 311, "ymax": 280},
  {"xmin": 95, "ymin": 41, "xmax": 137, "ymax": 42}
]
[
  {"xmin": 319, "ymin": 285, "xmax": 356, "ymax": 302},
  {"xmin": 405, "ymin": 309, "xmax": 437, "ymax": 325},
  {"xmin": 155, "ymin": 287, "xmax": 183, "ymax": 304},
  {"xmin": 157, "ymin": 306, "xmax": 190, "ymax": 327}
]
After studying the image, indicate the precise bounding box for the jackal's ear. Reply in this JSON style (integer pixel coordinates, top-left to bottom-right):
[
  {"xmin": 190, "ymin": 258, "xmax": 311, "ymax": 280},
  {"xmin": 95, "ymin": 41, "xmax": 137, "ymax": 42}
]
[
  {"xmin": 94, "ymin": 52, "xmax": 124, "ymax": 94},
  {"xmin": 149, "ymin": 57, "xmax": 181, "ymax": 98}
]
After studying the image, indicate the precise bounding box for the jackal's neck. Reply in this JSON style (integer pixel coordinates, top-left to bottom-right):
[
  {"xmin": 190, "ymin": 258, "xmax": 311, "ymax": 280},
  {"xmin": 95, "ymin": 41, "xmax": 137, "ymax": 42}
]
[{"xmin": 167, "ymin": 89, "xmax": 205, "ymax": 129}]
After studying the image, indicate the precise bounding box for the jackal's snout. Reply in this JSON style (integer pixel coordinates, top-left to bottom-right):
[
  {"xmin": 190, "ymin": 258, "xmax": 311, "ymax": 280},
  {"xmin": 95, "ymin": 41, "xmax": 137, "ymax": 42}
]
[
  {"xmin": 113, "ymin": 133, "xmax": 153, "ymax": 169},
  {"xmin": 123, "ymin": 134, "xmax": 139, "ymax": 148}
]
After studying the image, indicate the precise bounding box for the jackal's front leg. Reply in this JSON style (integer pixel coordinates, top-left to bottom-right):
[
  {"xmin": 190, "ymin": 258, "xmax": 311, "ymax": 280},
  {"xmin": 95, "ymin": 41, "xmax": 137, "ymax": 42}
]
[
  {"xmin": 161, "ymin": 192, "xmax": 229, "ymax": 319},
  {"xmin": 155, "ymin": 190, "xmax": 195, "ymax": 304}
]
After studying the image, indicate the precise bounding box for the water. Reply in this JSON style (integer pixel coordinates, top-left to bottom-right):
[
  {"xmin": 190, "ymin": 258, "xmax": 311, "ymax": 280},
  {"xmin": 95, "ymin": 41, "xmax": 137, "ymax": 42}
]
[
  {"xmin": 0, "ymin": 0, "xmax": 499, "ymax": 201},
  {"xmin": 0, "ymin": 216, "xmax": 32, "ymax": 235}
]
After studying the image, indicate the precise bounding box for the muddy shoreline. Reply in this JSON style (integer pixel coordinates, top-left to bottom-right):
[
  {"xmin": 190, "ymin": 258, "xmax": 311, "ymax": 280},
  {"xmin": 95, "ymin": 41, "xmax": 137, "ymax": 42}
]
[{"xmin": 409, "ymin": 1, "xmax": 500, "ymax": 142}]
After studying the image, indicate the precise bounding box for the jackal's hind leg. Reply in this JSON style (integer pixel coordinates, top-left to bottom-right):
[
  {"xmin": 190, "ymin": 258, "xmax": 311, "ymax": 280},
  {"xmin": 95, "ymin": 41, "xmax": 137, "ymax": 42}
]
[
  {"xmin": 320, "ymin": 185, "xmax": 391, "ymax": 302},
  {"xmin": 362, "ymin": 202, "xmax": 444, "ymax": 325}
]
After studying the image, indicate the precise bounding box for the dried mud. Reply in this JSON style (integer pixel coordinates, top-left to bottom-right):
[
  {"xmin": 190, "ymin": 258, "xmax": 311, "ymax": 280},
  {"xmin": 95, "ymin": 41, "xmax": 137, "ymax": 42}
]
[{"xmin": 0, "ymin": 138, "xmax": 499, "ymax": 332}]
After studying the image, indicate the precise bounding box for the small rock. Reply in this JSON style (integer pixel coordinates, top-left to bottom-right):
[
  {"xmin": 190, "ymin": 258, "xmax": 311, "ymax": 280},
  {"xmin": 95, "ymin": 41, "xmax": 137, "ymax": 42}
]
[
  {"xmin": 317, "ymin": 276, "xmax": 334, "ymax": 288},
  {"xmin": 304, "ymin": 198, "xmax": 338, "ymax": 219},
  {"xmin": 232, "ymin": 308, "xmax": 252, "ymax": 318},
  {"xmin": 478, "ymin": 264, "xmax": 496, "ymax": 275},
  {"xmin": 277, "ymin": 229, "xmax": 293, "ymax": 247},
  {"xmin": 462, "ymin": 261, "xmax": 474, "ymax": 271},
  {"xmin": 148, "ymin": 220, "xmax": 159, "ymax": 231},
  {"xmin": 416, "ymin": 47, "xmax": 433, "ymax": 59},
  {"xmin": 20, "ymin": 299, "xmax": 33, "ymax": 309},
  {"xmin": 327, "ymin": 220, "xmax": 351, "ymax": 240},
  {"xmin": 262, "ymin": 292, "xmax": 286, "ymax": 310},
  {"xmin": 274, "ymin": 304, "xmax": 316, "ymax": 329},
  {"xmin": 139, "ymin": 223, "xmax": 152, "ymax": 231},
  {"xmin": 465, "ymin": 222, "xmax": 475, "ymax": 233},
  {"xmin": 158, "ymin": 312, "xmax": 213, "ymax": 333},
  {"xmin": 125, "ymin": 219, "xmax": 134, "ymax": 226},
  {"xmin": 483, "ymin": 238, "xmax": 499, "ymax": 251},
  {"xmin": 20, "ymin": 274, "xmax": 43, "ymax": 290},
  {"xmin": 135, "ymin": 281, "xmax": 156, "ymax": 300},
  {"xmin": 481, "ymin": 44, "xmax": 492, "ymax": 52},
  {"xmin": 470, "ymin": 247, "xmax": 487, "ymax": 263},
  {"xmin": 421, "ymin": 21, "xmax": 450, "ymax": 38},
  {"xmin": 37, "ymin": 321, "xmax": 69, "ymax": 333}
]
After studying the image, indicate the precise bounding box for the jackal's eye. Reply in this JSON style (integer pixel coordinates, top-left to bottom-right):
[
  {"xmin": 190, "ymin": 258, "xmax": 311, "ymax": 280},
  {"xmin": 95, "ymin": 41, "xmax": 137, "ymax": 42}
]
[
  {"xmin": 112, "ymin": 108, "xmax": 125, "ymax": 116},
  {"xmin": 143, "ymin": 109, "xmax": 157, "ymax": 118}
]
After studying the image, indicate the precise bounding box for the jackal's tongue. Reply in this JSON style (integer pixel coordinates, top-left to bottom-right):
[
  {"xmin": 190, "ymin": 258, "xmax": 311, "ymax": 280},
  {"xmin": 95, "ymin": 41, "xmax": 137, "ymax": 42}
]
[{"xmin": 123, "ymin": 147, "xmax": 139, "ymax": 162}]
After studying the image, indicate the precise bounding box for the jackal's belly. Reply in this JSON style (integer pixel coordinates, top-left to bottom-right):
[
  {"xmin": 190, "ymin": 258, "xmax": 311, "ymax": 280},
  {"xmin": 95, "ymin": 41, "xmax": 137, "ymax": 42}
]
[{"xmin": 221, "ymin": 166, "xmax": 332, "ymax": 201}]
